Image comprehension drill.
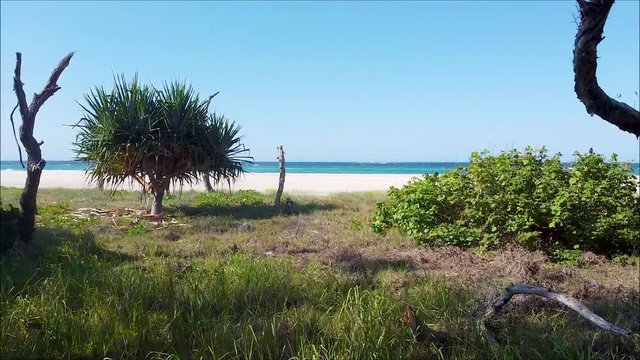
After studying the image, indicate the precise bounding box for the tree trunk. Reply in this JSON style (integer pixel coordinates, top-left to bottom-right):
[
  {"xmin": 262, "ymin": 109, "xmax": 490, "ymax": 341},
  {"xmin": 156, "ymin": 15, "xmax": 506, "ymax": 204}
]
[
  {"xmin": 204, "ymin": 176, "xmax": 213, "ymax": 192},
  {"xmin": 96, "ymin": 178, "xmax": 105, "ymax": 190},
  {"xmin": 18, "ymin": 160, "xmax": 44, "ymax": 240},
  {"xmin": 151, "ymin": 188, "xmax": 165, "ymax": 216},
  {"xmin": 275, "ymin": 145, "xmax": 286, "ymax": 208},
  {"xmin": 573, "ymin": 0, "xmax": 640, "ymax": 136},
  {"xmin": 12, "ymin": 52, "xmax": 73, "ymax": 241}
]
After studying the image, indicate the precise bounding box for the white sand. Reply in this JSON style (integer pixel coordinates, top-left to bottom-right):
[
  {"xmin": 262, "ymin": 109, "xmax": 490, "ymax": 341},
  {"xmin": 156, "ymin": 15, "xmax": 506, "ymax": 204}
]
[{"xmin": 0, "ymin": 170, "xmax": 419, "ymax": 195}]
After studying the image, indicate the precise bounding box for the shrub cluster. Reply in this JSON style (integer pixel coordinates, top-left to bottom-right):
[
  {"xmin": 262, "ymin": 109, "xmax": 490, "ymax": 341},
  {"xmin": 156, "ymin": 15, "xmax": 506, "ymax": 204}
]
[
  {"xmin": 193, "ymin": 190, "xmax": 266, "ymax": 207},
  {"xmin": 371, "ymin": 147, "xmax": 639, "ymax": 255}
]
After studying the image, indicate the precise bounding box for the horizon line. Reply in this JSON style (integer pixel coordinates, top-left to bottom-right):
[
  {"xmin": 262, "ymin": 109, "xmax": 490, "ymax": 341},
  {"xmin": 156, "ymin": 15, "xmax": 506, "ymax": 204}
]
[{"xmin": 1, "ymin": 159, "xmax": 639, "ymax": 164}]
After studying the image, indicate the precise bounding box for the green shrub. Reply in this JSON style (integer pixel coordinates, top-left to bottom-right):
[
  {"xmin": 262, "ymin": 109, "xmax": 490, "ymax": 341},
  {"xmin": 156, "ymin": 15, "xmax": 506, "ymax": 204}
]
[
  {"xmin": 128, "ymin": 221, "xmax": 151, "ymax": 235},
  {"xmin": 553, "ymin": 245, "xmax": 583, "ymax": 267},
  {"xmin": 371, "ymin": 147, "xmax": 639, "ymax": 255},
  {"xmin": 193, "ymin": 190, "xmax": 265, "ymax": 207},
  {"xmin": 193, "ymin": 191, "xmax": 228, "ymax": 207},
  {"xmin": 233, "ymin": 190, "xmax": 265, "ymax": 205}
]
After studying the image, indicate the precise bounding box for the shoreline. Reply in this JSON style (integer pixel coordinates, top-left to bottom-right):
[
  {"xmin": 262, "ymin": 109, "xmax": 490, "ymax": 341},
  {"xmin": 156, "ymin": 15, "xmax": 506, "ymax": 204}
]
[
  {"xmin": 0, "ymin": 170, "xmax": 419, "ymax": 195},
  {"xmin": 3, "ymin": 170, "xmax": 637, "ymax": 195}
]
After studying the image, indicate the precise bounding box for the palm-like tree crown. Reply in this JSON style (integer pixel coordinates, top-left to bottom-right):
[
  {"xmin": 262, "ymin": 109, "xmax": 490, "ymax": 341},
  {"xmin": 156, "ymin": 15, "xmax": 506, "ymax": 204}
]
[{"xmin": 74, "ymin": 75, "xmax": 251, "ymax": 213}]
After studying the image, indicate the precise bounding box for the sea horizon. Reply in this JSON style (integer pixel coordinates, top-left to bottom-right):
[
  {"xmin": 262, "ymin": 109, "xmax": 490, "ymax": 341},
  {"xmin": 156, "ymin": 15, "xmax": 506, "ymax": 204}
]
[{"xmin": 1, "ymin": 160, "xmax": 639, "ymax": 175}]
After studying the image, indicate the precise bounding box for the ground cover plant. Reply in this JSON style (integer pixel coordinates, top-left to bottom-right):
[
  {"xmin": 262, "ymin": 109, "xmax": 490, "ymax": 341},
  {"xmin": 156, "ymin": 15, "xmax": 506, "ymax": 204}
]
[
  {"xmin": 0, "ymin": 186, "xmax": 638, "ymax": 359},
  {"xmin": 371, "ymin": 147, "xmax": 639, "ymax": 256}
]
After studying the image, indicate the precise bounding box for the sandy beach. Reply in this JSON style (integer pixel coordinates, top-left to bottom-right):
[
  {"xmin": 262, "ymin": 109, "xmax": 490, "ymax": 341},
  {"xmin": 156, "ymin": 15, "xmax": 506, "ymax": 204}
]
[{"xmin": 0, "ymin": 170, "xmax": 419, "ymax": 195}]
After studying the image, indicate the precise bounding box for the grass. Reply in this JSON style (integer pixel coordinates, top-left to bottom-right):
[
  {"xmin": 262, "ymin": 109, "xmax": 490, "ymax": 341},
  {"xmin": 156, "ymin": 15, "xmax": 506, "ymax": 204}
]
[{"xmin": 0, "ymin": 187, "xmax": 638, "ymax": 359}]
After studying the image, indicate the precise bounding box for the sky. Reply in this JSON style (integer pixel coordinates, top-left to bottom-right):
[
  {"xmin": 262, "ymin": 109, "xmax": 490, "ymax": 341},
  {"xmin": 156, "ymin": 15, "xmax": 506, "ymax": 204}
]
[{"xmin": 1, "ymin": 1, "xmax": 638, "ymax": 162}]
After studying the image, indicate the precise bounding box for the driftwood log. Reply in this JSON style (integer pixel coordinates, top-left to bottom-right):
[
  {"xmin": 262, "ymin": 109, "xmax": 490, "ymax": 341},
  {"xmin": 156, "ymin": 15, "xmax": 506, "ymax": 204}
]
[
  {"xmin": 12, "ymin": 52, "xmax": 74, "ymax": 240},
  {"xmin": 484, "ymin": 284, "xmax": 633, "ymax": 337},
  {"xmin": 274, "ymin": 145, "xmax": 286, "ymax": 208},
  {"xmin": 573, "ymin": 0, "xmax": 640, "ymax": 136}
]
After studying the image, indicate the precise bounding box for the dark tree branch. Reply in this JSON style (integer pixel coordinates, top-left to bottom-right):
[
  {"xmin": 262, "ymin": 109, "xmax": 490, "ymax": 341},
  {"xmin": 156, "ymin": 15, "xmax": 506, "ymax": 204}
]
[
  {"xmin": 9, "ymin": 104, "xmax": 25, "ymax": 168},
  {"xmin": 28, "ymin": 52, "xmax": 74, "ymax": 118},
  {"xmin": 204, "ymin": 91, "xmax": 220, "ymax": 112},
  {"xmin": 484, "ymin": 284, "xmax": 633, "ymax": 338},
  {"xmin": 573, "ymin": 0, "xmax": 640, "ymax": 136},
  {"xmin": 13, "ymin": 53, "xmax": 29, "ymax": 120}
]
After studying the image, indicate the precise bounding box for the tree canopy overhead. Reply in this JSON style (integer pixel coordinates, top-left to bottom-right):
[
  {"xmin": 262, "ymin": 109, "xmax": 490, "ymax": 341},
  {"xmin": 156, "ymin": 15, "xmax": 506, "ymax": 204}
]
[
  {"xmin": 573, "ymin": 0, "xmax": 640, "ymax": 136},
  {"xmin": 74, "ymin": 75, "xmax": 251, "ymax": 215}
]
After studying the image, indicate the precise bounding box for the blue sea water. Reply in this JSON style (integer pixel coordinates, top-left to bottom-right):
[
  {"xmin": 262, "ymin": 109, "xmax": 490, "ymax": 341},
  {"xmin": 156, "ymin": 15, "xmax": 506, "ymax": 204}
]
[{"xmin": 1, "ymin": 160, "xmax": 639, "ymax": 175}]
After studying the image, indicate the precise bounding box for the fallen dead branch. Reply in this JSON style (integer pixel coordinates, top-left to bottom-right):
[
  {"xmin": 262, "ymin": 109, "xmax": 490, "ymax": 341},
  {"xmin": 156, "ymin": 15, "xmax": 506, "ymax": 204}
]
[
  {"xmin": 75, "ymin": 207, "xmax": 145, "ymax": 218},
  {"xmin": 484, "ymin": 284, "xmax": 633, "ymax": 337},
  {"xmin": 70, "ymin": 207, "xmax": 186, "ymax": 229}
]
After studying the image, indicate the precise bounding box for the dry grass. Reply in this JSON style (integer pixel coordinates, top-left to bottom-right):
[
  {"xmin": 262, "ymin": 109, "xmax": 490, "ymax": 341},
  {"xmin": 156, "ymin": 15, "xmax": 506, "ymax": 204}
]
[{"xmin": 1, "ymin": 187, "xmax": 639, "ymax": 359}]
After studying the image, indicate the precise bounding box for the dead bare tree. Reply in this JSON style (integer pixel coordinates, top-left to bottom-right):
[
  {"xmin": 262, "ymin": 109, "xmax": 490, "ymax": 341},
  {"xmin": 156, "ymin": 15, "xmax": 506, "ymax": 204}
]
[
  {"xmin": 573, "ymin": 0, "xmax": 640, "ymax": 136},
  {"xmin": 274, "ymin": 145, "xmax": 286, "ymax": 208},
  {"xmin": 12, "ymin": 52, "xmax": 74, "ymax": 240}
]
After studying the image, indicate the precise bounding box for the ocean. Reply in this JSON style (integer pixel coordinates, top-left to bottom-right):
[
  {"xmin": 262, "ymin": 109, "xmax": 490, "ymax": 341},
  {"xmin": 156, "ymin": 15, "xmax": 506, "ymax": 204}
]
[{"xmin": 1, "ymin": 160, "xmax": 639, "ymax": 175}]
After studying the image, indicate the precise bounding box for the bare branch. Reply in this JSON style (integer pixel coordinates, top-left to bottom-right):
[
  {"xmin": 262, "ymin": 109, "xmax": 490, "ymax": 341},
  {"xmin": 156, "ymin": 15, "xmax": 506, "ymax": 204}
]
[
  {"xmin": 9, "ymin": 104, "xmax": 25, "ymax": 168},
  {"xmin": 573, "ymin": 0, "xmax": 640, "ymax": 136},
  {"xmin": 205, "ymin": 91, "xmax": 220, "ymax": 112},
  {"xmin": 484, "ymin": 284, "xmax": 633, "ymax": 337},
  {"xmin": 29, "ymin": 51, "xmax": 74, "ymax": 116},
  {"xmin": 13, "ymin": 53, "xmax": 28, "ymax": 120}
]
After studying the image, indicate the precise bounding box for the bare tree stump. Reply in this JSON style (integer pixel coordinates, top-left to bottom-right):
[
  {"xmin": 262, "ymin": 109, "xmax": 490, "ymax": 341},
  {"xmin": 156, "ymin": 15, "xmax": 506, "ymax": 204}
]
[
  {"xmin": 275, "ymin": 145, "xmax": 285, "ymax": 208},
  {"xmin": 12, "ymin": 52, "xmax": 73, "ymax": 240}
]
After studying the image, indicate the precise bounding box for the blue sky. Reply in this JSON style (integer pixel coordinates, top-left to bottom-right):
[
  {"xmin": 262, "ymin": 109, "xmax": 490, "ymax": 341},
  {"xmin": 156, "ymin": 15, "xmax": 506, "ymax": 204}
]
[{"xmin": 1, "ymin": 1, "xmax": 638, "ymax": 162}]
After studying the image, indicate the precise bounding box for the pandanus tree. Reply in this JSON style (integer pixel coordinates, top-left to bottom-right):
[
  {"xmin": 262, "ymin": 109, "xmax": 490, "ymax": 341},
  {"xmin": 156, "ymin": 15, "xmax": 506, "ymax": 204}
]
[{"xmin": 73, "ymin": 76, "xmax": 251, "ymax": 215}]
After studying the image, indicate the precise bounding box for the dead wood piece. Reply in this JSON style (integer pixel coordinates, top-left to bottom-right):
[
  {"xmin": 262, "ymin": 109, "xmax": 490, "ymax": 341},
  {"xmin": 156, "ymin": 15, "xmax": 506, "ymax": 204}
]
[
  {"xmin": 484, "ymin": 284, "xmax": 633, "ymax": 337},
  {"xmin": 275, "ymin": 145, "xmax": 286, "ymax": 208}
]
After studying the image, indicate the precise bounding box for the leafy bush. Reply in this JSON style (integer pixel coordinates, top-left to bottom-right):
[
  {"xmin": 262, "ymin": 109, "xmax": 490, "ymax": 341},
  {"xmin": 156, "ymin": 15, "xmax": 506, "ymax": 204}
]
[
  {"xmin": 553, "ymin": 245, "xmax": 584, "ymax": 267},
  {"xmin": 193, "ymin": 190, "xmax": 265, "ymax": 207},
  {"xmin": 371, "ymin": 147, "xmax": 639, "ymax": 255}
]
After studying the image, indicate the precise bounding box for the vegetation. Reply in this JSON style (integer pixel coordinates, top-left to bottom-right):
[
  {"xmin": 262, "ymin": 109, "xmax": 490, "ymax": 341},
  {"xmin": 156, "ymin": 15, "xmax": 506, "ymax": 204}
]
[
  {"xmin": 0, "ymin": 201, "xmax": 19, "ymax": 253},
  {"xmin": 73, "ymin": 75, "xmax": 251, "ymax": 215},
  {"xmin": 193, "ymin": 189, "xmax": 266, "ymax": 207},
  {"xmin": 1, "ymin": 187, "xmax": 638, "ymax": 359},
  {"xmin": 371, "ymin": 147, "xmax": 639, "ymax": 256}
]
